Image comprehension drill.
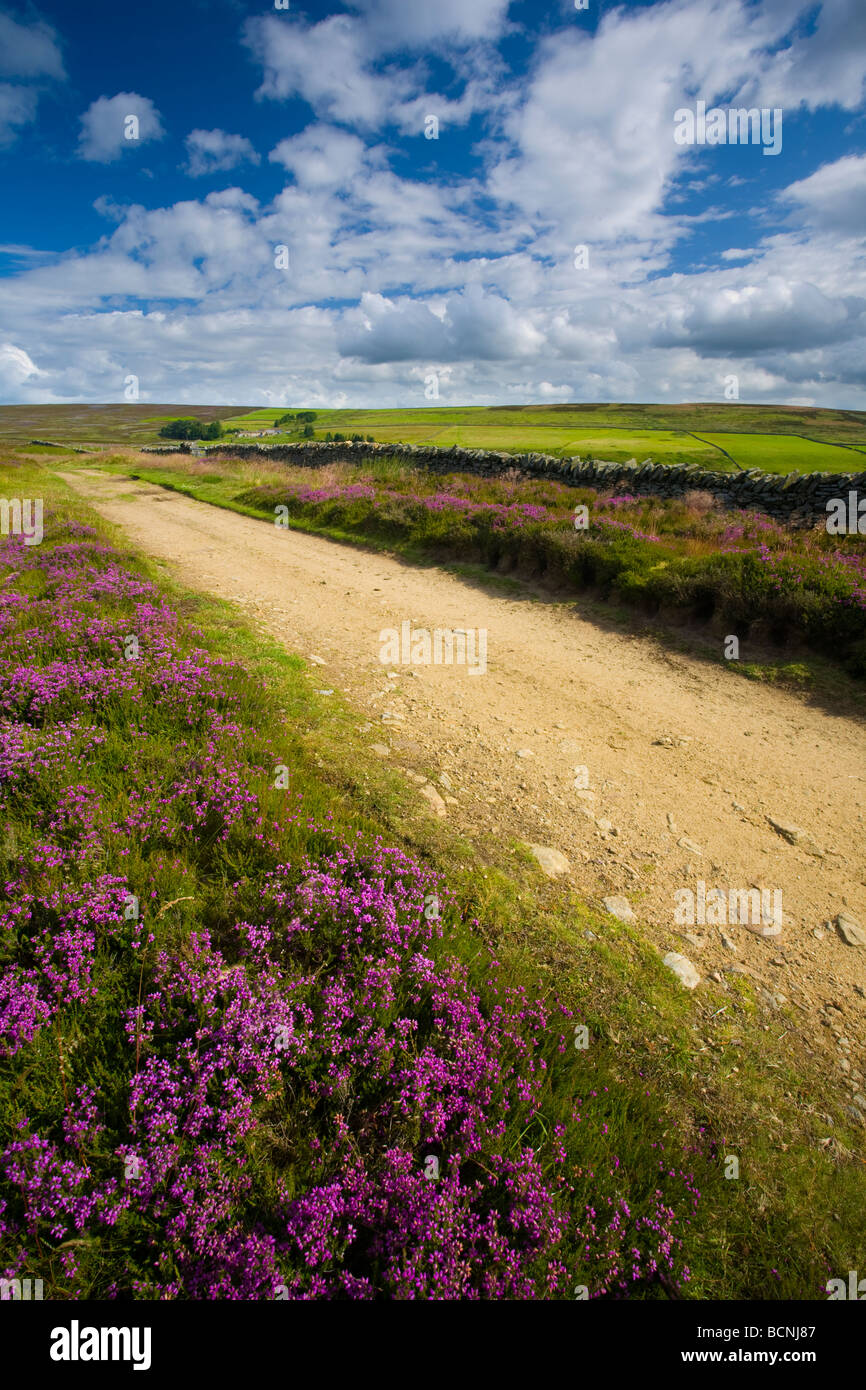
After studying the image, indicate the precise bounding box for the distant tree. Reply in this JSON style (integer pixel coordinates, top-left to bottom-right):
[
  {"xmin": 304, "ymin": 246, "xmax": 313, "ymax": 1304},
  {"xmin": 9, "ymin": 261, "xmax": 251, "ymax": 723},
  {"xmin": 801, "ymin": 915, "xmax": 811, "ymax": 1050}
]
[
  {"xmin": 302, "ymin": 424, "xmax": 315, "ymax": 438},
  {"xmin": 202, "ymin": 420, "xmax": 223, "ymax": 439},
  {"xmin": 159, "ymin": 417, "xmax": 205, "ymax": 440},
  {"xmin": 276, "ymin": 413, "xmax": 295, "ymax": 426},
  {"xmin": 296, "ymin": 411, "xmax": 317, "ymax": 424}
]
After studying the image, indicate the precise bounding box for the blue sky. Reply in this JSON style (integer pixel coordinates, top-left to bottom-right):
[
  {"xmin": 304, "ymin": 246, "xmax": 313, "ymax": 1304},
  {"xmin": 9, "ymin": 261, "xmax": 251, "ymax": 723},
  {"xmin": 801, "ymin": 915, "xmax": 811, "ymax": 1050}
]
[{"xmin": 0, "ymin": 0, "xmax": 864, "ymax": 407}]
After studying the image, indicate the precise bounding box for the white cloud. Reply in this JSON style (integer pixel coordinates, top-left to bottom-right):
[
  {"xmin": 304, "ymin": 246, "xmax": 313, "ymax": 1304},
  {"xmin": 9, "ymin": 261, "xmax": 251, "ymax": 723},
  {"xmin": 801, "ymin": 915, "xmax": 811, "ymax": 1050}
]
[
  {"xmin": 0, "ymin": 13, "xmax": 64, "ymax": 79},
  {"xmin": 754, "ymin": 0, "xmax": 866, "ymax": 110},
  {"xmin": 337, "ymin": 286, "xmax": 544, "ymax": 362},
  {"xmin": 653, "ymin": 278, "xmax": 861, "ymax": 354},
  {"xmin": 244, "ymin": 14, "xmax": 403, "ymax": 129},
  {"xmin": 269, "ymin": 125, "xmax": 368, "ymax": 188},
  {"xmin": 78, "ymin": 93, "xmax": 165, "ymax": 163},
  {"xmin": 346, "ymin": 0, "xmax": 513, "ymax": 48},
  {"xmin": 779, "ymin": 154, "xmax": 866, "ymax": 234},
  {"xmin": 0, "ymin": 83, "xmax": 37, "ymax": 146},
  {"xmin": 0, "ymin": 12, "xmax": 64, "ymax": 147},
  {"xmin": 184, "ymin": 128, "xmax": 261, "ymax": 177},
  {"xmin": 0, "ymin": 341, "xmax": 44, "ymax": 400}
]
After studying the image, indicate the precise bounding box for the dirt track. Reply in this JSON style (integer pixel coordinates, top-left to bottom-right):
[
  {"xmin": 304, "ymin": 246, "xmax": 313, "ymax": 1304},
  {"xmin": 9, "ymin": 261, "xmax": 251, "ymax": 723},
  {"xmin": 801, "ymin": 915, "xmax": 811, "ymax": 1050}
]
[{"xmin": 59, "ymin": 469, "xmax": 866, "ymax": 1086}]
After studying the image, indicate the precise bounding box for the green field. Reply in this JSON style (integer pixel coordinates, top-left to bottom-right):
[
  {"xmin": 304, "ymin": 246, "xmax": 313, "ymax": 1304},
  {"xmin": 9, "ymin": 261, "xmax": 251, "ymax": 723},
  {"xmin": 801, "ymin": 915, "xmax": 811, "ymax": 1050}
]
[
  {"xmin": 220, "ymin": 404, "xmax": 866, "ymax": 472},
  {"xmin": 696, "ymin": 432, "xmax": 866, "ymax": 475},
  {"xmin": 1, "ymin": 401, "xmax": 865, "ymax": 473}
]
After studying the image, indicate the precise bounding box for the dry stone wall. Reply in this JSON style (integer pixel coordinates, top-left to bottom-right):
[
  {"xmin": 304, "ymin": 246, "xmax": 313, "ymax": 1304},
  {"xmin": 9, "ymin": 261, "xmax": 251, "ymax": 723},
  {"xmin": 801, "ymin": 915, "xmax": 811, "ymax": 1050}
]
[{"xmin": 142, "ymin": 439, "xmax": 866, "ymax": 525}]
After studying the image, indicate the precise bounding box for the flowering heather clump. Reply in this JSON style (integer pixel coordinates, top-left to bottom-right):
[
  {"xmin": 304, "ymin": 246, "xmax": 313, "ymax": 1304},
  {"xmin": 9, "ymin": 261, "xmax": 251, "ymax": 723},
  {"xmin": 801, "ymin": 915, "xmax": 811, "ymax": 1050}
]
[{"xmin": 0, "ymin": 511, "xmax": 700, "ymax": 1299}]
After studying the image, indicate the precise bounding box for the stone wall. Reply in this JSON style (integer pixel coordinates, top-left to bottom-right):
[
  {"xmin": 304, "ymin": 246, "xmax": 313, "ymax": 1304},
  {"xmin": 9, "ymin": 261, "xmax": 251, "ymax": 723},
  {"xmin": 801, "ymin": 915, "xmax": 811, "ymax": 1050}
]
[{"xmin": 141, "ymin": 439, "xmax": 866, "ymax": 525}]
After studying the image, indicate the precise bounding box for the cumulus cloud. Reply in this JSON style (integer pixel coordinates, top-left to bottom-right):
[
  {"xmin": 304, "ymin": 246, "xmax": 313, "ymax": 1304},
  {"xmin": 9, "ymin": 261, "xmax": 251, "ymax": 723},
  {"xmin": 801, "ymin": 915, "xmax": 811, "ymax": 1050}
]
[
  {"xmin": 754, "ymin": 0, "xmax": 866, "ymax": 109},
  {"xmin": 0, "ymin": 11, "xmax": 64, "ymax": 147},
  {"xmin": 244, "ymin": 14, "xmax": 401, "ymax": 129},
  {"xmin": 0, "ymin": 342, "xmax": 45, "ymax": 401},
  {"xmin": 779, "ymin": 154, "xmax": 866, "ymax": 234},
  {"xmin": 345, "ymin": 0, "xmax": 513, "ymax": 48},
  {"xmin": 269, "ymin": 125, "xmax": 368, "ymax": 188},
  {"xmin": 183, "ymin": 128, "xmax": 261, "ymax": 177},
  {"xmin": 0, "ymin": 12, "xmax": 64, "ymax": 79},
  {"xmin": 78, "ymin": 93, "xmax": 165, "ymax": 163},
  {"xmin": 0, "ymin": 84, "xmax": 37, "ymax": 146},
  {"xmin": 337, "ymin": 286, "xmax": 544, "ymax": 362},
  {"xmin": 653, "ymin": 278, "xmax": 862, "ymax": 354}
]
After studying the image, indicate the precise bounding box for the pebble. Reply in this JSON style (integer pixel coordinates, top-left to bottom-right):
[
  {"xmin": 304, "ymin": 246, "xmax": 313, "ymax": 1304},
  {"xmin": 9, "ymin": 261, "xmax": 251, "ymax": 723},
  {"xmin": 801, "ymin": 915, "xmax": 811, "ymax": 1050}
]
[
  {"xmin": 663, "ymin": 952, "xmax": 701, "ymax": 989},
  {"xmin": 766, "ymin": 817, "xmax": 804, "ymax": 845},
  {"xmin": 836, "ymin": 912, "xmax": 866, "ymax": 949},
  {"xmin": 602, "ymin": 895, "xmax": 635, "ymax": 924},
  {"xmin": 369, "ymin": 744, "xmax": 390, "ymax": 757},
  {"xmin": 418, "ymin": 783, "xmax": 447, "ymax": 817},
  {"xmin": 525, "ymin": 844, "xmax": 571, "ymax": 878},
  {"xmin": 677, "ymin": 836, "xmax": 703, "ymax": 855}
]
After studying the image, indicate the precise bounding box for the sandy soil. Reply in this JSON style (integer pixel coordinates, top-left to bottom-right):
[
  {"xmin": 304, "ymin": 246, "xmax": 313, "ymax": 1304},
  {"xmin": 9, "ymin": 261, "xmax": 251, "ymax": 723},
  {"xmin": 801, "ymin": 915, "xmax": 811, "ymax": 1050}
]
[{"xmin": 59, "ymin": 469, "xmax": 866, "ymax": 1097}]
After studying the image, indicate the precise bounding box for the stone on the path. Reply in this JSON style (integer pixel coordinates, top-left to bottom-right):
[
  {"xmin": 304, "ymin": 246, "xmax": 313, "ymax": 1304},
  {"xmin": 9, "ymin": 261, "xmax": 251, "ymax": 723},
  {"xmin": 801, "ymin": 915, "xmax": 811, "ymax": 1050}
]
[
  {"xmin": 308, "ymin": 654, "xmax": 326, "ymax": 665},
  {"xmin": 525, "ymin": 844, "xmax": 571, "ymax": 878},
  {"xmin": 663, "ymin": 952, "xmax": 700, "ymax": 989},
  {"xmin": 836, "ymin": 912, "xmax": 866, "ymax": 949},
  {"xmin": 369, "ymin": 743, "xmax": 390, "ymax": 757},
  {"xmin": 603, "ymin": 895, "xmax": 635, "ymax": 924},
  {"xmin": 516, "ymin": 748, "xmax": 535, "ymax": 759},
  {"xmin": 677, "ymin": 836, "xmax": 703, "ymax": 856},
  {"xmin": 719, "ymin": 931, "xmax": 738, "ymax": 952},
  {"xmin": 766, "ymin": 816, "xmax": 805, "ymax": 845},
  {"xmin": 438, "ymin": 771, "xmax": 453, "ymax": 790},
  {"xmin": 419, "ymin": 783, "xmax": 447, "ymax": 817}
]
